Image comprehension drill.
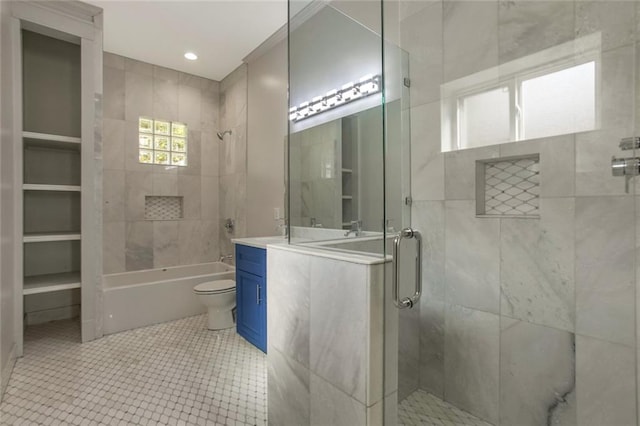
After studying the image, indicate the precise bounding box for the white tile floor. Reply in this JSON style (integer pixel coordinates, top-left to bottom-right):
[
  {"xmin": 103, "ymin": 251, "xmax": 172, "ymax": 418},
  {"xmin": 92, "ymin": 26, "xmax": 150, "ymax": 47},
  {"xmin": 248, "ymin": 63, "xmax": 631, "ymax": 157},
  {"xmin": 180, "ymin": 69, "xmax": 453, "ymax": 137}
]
[
  {"xmin": 0, "ymin": 315, "xmax": 267, "ymax": 426},
  {"xmin": 398, "ymin": 389, "xmax": 492, "ymax": 426},
  {"xmin": 1, "ymin": 315, "xmax": 494, "ymax": 426}
]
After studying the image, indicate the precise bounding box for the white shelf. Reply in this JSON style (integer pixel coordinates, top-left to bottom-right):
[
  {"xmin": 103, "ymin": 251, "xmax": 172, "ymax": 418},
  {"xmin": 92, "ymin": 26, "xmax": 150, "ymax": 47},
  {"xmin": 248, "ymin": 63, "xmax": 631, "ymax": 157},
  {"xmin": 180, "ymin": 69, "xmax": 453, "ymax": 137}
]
[
  {"xmin": 341, "ymin": 168, "xmax": 353, "ymax": 173},
  {"xmin": 24, "ymin": 232, "xmax": 81, "ymax": 243},
  {"xmin": 23, "ymin": 272, "xmax": 81, "ymax": 295},
  {"xmin": 23, "ymin": 131, "xmax": 81, "ymax": 144},
  {"xmin": 23, "ymin": 184, "xmax": 81, "ymax": 192}
]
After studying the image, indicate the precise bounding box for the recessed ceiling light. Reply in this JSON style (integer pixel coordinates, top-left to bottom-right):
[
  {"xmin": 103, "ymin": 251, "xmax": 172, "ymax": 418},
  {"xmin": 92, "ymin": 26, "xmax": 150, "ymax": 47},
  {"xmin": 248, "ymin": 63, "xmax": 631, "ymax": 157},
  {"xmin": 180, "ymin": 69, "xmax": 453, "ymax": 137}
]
[{"xmin": 184, "ymin": 52, "xmax": 198, "ymax": 61}]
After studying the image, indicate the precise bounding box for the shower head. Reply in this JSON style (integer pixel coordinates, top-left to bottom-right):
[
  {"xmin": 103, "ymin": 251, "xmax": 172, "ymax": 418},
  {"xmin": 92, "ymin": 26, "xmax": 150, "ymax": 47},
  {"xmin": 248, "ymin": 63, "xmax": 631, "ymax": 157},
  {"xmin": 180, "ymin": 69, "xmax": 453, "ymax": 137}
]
[{"xmin": 216, "ymin": 130, "xmax": 232, "ymax": 140}]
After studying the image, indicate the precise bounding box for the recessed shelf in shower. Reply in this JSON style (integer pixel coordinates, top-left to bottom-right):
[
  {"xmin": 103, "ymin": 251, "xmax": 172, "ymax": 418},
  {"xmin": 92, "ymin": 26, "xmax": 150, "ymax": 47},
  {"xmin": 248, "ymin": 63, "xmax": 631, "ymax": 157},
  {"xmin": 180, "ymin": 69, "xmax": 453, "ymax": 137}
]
[
  {"xmin": 476, "ymin": 154, "xmax": 540, "ymax": 218},
  {"xmin": 145, "ymin": 196, "xmax": 184, "ymax": 220}
]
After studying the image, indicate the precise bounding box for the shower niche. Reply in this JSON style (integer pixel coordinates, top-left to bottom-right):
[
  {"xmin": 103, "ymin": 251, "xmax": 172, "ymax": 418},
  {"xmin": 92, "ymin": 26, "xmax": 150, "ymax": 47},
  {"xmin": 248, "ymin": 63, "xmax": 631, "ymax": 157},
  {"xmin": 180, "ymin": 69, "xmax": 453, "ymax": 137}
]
[{"xmin": 476, "ymin": 154, "xmax": 540, "ymax": 218}]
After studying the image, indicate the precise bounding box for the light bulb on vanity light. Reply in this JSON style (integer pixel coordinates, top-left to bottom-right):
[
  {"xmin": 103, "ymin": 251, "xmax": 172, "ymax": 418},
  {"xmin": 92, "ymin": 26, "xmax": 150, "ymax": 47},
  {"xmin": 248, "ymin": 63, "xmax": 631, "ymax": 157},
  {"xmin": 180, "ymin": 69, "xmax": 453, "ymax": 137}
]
[
  {"xmin": 289, "ymin": 74, "xmax": 381, "ymax": 122},
  {"xmin": 310, "ymin": 96, "xmax": 325, "ymax": 113},
  {"xmin": 184, "ymin": 52, "xmax": 198, "ymax": 61},
  {"xmin": 325, "ymin": 89, "xmax": 340, "ymax": 107}
]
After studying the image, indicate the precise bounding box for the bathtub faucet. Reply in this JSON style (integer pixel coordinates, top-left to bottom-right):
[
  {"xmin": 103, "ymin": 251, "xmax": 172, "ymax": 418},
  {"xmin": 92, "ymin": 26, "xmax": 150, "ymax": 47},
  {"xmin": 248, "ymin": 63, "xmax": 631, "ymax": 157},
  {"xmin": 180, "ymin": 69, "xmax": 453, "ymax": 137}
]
[
  {"xmin": 219, "ymin": 254, "xmax": 233, "ymax": 263},
  {"xmin": 344, "ymin": 220, "xmax": 362, "ymax": 237}
]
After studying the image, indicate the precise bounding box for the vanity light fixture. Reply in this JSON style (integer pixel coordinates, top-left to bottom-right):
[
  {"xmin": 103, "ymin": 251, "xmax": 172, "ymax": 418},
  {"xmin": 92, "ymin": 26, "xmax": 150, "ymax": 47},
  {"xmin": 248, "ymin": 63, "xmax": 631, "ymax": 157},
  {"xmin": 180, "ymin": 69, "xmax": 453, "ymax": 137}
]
[
  {"xmin": 184, "ymin": 52, "xmax": 198, "ymax": 60},
  {"xmin": 289, "ymin": 74, "xmax": 381, "ymax": 122}
]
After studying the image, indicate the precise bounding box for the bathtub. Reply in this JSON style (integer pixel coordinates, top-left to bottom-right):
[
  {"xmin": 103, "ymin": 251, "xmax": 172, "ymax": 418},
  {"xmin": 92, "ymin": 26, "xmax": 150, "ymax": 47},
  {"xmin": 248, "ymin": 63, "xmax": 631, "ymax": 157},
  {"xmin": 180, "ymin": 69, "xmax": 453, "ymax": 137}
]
[{"xmin": 103, "ymin": 262, "xmax": 235, "ymax": 335}]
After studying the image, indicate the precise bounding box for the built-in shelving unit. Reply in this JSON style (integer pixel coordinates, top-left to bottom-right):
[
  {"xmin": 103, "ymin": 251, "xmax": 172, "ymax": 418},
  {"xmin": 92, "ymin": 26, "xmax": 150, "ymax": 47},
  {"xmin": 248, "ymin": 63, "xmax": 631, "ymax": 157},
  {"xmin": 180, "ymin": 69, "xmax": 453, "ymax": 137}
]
[
  {"xmin": 9, "ymin": 0, "xmax": 102, "ymax": 352},
  {"xmin": 21, "ymin": 29, "xmax": 83, "ymax": 309},
  {"xmin": 340, "ymin": 116, "xmax": 359, "ymax": 229}
]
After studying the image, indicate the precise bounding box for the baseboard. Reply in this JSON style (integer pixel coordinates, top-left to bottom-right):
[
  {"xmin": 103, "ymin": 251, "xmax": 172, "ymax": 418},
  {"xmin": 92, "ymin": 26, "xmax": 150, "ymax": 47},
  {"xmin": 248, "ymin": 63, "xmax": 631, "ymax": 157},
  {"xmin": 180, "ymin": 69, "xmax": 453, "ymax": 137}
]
[
  {"xmin": 25, "ymin": 305, "xmax": 80, "ymax": 326},
  {"xmin": 0, "ymin": 343, "xmax": 17, "ymax": 402}
]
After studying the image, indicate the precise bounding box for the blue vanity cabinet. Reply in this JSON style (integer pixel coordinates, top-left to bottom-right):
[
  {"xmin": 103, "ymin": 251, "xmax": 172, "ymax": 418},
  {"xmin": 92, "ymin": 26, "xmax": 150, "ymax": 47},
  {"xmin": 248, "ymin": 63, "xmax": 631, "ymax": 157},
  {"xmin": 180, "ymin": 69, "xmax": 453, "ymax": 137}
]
[{"xmin": 235, "ymin": 244, "xmax": 267, "ymax": 353}]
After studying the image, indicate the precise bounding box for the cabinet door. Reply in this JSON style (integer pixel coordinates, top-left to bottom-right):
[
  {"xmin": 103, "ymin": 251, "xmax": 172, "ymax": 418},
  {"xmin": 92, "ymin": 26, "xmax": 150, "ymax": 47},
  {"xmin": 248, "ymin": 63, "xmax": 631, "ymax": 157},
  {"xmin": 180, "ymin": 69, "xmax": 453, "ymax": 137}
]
[
  {"xmin": 236, "ymin": 269, "xmax": 266, "ymax": 353},
  {"xmin": 235, "ymin": 245, "xmax": 266, "ymax": 276},
  {"xmin": 257, "ymin": 272, "xmax": 267, "ymax": 352}
]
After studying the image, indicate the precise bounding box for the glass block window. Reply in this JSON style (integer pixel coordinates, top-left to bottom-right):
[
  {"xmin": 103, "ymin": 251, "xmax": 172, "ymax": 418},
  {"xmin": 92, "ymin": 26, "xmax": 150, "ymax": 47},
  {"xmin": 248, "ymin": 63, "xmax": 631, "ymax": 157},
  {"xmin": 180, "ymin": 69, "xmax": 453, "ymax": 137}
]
[{"xmin": 138, "ymin": 117, "xmax": 188, "ymax": 166}]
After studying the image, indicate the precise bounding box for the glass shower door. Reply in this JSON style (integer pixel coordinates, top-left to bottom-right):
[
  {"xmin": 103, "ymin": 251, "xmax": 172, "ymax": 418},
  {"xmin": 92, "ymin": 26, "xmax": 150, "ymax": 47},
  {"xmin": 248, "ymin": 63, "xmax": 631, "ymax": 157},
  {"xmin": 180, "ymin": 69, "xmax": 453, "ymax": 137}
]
[{"xmin": 386, "ymin": 1, "xmax": 639, "ymax": 425}]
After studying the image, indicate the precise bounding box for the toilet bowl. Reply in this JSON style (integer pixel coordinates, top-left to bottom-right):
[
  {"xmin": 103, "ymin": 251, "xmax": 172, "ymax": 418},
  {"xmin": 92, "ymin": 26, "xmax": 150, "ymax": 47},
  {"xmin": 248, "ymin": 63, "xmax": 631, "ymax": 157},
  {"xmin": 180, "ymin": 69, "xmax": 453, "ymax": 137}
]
[{"xmin": 194, "ymin": 279, "xmax": 236, "ymax": 330}]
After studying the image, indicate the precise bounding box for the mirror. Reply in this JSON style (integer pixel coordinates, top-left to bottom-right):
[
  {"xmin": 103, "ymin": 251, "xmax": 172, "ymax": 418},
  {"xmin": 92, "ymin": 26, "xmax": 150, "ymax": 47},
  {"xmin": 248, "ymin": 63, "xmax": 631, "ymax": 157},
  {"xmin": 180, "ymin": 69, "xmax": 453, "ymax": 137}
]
[
  {"xmin": 287, "ymin": 3, "xmax": 409, "ymax": 241},
  {"xmin": 289, "ymin": 101, "xmax": 406, "ymax": 234}
]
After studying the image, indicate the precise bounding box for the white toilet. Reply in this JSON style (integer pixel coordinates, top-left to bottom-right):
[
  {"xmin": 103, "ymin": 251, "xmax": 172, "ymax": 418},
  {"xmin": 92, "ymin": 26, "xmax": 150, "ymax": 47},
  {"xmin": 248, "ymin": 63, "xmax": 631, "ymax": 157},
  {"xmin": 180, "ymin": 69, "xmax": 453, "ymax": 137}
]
[{"xmin": 193, "ymin": 279, "xmax": 236, "ymax": 330}]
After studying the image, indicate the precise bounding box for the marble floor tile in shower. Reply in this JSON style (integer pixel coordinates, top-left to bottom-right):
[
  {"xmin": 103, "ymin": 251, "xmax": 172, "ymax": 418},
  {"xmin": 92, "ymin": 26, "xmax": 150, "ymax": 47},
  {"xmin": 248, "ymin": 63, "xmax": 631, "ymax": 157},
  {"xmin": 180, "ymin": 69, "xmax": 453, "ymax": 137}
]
[
  {"xmin": 0, "ymin": 315, "xmax": 267, "ymax": 426},
  {"xmin": 399, "ymin": 389, "xmax": 491, "ymax": 426}
]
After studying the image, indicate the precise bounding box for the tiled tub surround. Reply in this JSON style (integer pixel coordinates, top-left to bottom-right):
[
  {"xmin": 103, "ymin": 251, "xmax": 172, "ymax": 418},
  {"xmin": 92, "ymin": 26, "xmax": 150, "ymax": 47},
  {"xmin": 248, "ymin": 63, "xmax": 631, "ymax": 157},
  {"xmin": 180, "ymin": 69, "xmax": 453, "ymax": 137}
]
[
  {"xmin": 0, "ymin": 315, "xmax": 267, "ymax": 425},
  {"xmin": 219, "ymin": 65, "xmax": 249, "ymax": 258},
  {"xmin": 398, "ymin": 0, "xmax": 640, "ymax": 424},
  {"xmin": 102, "ymin": 53, "xmax": 221, "ymax": 273},
  {"xmin": 266, "ymin": 244, "xmax": 388, "ymax": 425}
]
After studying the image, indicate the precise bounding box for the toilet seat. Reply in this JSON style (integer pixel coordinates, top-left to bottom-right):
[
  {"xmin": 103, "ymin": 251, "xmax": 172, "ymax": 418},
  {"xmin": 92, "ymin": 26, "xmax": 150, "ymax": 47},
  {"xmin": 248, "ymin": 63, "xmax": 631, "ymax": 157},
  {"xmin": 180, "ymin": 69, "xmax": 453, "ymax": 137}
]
[{"xmin": 194, "ymin": 279, "xmax": 236, "ymax": 295}]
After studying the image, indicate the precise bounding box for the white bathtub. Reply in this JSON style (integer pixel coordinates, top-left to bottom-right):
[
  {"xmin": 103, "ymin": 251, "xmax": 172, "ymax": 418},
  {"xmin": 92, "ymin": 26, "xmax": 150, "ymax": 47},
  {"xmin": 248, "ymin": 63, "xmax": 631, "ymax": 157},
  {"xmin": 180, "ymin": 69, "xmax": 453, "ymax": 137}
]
[{"xmin": 103, "ymin": 262, "xmax": 235, "ymax": 335}]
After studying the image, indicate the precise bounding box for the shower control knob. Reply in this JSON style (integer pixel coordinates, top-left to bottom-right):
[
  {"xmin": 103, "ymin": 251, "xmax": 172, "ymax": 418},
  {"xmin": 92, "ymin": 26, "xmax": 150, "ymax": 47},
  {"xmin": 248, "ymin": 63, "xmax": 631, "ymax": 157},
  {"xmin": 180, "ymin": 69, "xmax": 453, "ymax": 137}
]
[
  {"xmin": 611, "ymin": 156, "xmax": 640, "ymax": 177},
  {"xmin": 611, "ymin": 156, "xmax": 640, "ymax": 193}
]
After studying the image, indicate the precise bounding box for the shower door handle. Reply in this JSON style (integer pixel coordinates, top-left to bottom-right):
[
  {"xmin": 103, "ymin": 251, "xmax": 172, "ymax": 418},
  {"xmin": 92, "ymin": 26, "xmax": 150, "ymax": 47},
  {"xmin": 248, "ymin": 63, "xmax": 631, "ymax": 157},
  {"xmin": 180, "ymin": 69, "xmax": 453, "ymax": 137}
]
[{"xmin": 392, "ymin": 228, "xmax": 422, "ymax": 309}]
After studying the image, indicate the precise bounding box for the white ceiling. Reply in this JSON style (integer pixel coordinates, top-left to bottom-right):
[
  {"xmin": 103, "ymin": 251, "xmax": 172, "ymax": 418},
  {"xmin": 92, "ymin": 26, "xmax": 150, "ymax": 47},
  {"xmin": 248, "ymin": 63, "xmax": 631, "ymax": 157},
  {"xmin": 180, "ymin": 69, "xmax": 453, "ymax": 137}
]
[{"xmin": 88, "ymin": 0, "xmax": 287, "ymax": 81}]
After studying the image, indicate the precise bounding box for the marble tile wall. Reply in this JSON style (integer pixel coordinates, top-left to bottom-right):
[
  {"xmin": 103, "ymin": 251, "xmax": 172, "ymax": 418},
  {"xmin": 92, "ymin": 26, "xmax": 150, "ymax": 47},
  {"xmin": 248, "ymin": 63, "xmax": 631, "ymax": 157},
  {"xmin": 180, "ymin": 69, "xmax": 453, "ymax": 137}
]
[
  {"xmin": 398, "ymin": 1, "xmax": 639, "ymax": 424},
  {"xmin": 102, "ymin": 53, "xmax": 220, "ymax": 273},
  {"xmin": 289, "ymin": 120, "xmax": 343, "ymax": 229},
  {"xmin": 219, "ymin": 65, "xmax": 248, "ymax": 258},
  {"xmin": 266, "ymin": 246, "xmax": 385, "ymax": 425}
]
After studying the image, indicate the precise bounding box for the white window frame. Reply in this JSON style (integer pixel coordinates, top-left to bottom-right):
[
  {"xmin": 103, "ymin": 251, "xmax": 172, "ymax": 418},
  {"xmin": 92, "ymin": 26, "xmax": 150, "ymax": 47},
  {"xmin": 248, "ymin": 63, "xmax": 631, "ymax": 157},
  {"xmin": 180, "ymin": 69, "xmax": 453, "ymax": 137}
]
[
  {"xmin": 441, "ymin": 32, "xmax": 602, "ymax": 152},
  {"xmin": 514, "ymin": 58, "xmax": 601, "ymax": 141},
  {"xmin": 454, "ymin": 81, "xmax": 516, "ymax": 150}
]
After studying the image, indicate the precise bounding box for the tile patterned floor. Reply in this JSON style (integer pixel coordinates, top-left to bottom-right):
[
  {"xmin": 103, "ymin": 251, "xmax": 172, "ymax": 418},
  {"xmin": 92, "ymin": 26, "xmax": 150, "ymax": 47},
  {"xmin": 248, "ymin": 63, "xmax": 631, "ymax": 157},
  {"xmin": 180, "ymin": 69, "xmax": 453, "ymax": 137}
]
[
  {"xmin": 0, "ymin": 315, "xmax": 267, "ymax": 426},
  {"xmin": 399, "ymin": 389, "xmax": 492, "ymax": 426}
]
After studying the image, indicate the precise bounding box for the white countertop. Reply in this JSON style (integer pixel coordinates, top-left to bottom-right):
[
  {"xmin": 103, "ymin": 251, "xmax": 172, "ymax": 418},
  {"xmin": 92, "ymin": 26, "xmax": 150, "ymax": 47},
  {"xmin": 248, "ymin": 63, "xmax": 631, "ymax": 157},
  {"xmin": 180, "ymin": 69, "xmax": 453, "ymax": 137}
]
[
  {"xmin": 231, "ymin": 236, "xmax": 289, "ymax": 249},
  {"xmin": 268, "ymin": 243, "xmax": 389, "ymax": 265},
  {"xmin": 232, "ymin": 235, "xmax": 390, "ymax": 265}
]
